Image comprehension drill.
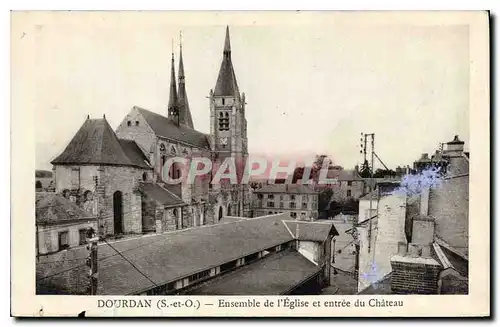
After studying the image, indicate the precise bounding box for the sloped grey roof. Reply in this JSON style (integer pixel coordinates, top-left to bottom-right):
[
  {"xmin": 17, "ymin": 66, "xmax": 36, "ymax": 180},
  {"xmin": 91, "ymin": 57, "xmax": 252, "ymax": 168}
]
[
  {"xmin": 283, "ymin": 220, "xmax": 338, "ymax": 242},
  {"xmin": 135, "ymin": 107, "xmax": 210, "ymax": 150},
  {"xmin": 36, "ymin": 193, "xmax": 94, "ymax": 225},
  {"xmin": 118, "ymin": 139, "xmax": 151, "ymax": 169},
  {"xmin": 189, "ymin": 249, "xmax": 320, "ymax": 295},
  {"xmin": 51, "ymin": 118, "xmax": 150, "ymax": 169},
  {"xmin": 142, "ymin": 183, "xmax": 185, "ymax": 207},
  {"xmin": 37, "ymin": 213, "xmax": 295, "ymax": 295}
]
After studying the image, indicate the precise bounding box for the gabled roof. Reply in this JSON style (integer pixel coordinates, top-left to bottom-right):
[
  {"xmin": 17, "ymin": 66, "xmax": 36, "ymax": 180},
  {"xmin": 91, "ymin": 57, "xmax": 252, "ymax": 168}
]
[
  {"xmin": 135, "ymin": 106, "xmax": 210, "ymax": 149},
  {"xmin": 283, "ymin": 220, "xmax": 339, "ymax": 242},
  {"xmin": 214, "ymin": 26, "xmax": 240, "ymax": 97},
  {"xmin": 141, "ymin": 183, "xmax": 186, "ymax": 207},
  {"xmin": 51, "ymin": 118, "xmax": 150, "ymax": 168},
  {"xmin": 36, "ymin": 193, "xmax": 94, "ymax": 225}
]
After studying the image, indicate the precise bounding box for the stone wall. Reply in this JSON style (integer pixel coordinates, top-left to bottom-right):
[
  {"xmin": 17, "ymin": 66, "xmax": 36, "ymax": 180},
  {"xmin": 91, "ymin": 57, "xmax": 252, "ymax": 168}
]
[{"xmin": 428, "ymin": 175, "xmax": 469, "ymax": 256}]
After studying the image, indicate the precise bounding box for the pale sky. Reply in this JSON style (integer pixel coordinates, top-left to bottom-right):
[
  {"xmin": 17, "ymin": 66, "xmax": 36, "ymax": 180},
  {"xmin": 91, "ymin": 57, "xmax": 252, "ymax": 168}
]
[{"xmin": 12, "ymin": 12, "xmax": 469, "ymax": 171}]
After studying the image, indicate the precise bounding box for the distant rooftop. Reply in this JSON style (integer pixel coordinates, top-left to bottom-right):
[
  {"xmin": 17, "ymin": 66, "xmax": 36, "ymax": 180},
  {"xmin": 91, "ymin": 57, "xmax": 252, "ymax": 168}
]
[
  {"xmin": 253, "ymin": 184, "xmax": 317, "ymax": 194},
  {"xmin": 36, "ymin": 193, "xmax": 94, "ymax": 226}
]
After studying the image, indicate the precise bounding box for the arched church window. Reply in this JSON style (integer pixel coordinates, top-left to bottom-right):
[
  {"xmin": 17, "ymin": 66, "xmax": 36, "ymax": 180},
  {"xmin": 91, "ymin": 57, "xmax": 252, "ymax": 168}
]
[
  {"xmin": 222, "ymin": 98, "xmax": 225, "ymax": 105},
  {"xmin": 160, "ymin": 143, "xmax": 166, "ymax": 152},
  {"xmin": 142, "ymin": 172, "xmax": 147, "ymax": 181}
]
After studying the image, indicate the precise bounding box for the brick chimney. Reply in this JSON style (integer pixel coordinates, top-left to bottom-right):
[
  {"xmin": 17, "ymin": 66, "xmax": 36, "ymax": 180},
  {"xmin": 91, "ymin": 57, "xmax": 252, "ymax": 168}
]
[{"xmin": 390, "ymin": 187, "xmax": 441, "ymax": 294}]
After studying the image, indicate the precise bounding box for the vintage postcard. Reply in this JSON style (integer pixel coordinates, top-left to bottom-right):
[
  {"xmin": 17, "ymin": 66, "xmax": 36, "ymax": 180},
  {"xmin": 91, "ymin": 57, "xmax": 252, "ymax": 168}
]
[{"xmin": 11, "ymin": 11, "xmax": 490, "ymax": 317}]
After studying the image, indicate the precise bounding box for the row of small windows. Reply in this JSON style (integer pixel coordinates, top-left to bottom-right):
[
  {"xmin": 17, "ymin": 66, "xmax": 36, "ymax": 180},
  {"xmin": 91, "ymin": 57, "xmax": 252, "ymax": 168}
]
[
  {"xmin": 127, "ymin": 120, "xmax": 140, "ymax": 126},
  {"xmin": 57, "ymin": 228, "xmax": 89, "ymax": 251},
  {"xmin": 265, "ymin": 201, "xmax": 309, "ymax": 209},
  {"xmin": 142, "ymin": 242, "xmax": 294, "ymax": 295},
  {"xmin": 218, "ymin": 112, "xmax": 230, "ymax": 131},
  {"xmin": 265, "ymin": 194, "xmax": 300, "ymax": 201}
]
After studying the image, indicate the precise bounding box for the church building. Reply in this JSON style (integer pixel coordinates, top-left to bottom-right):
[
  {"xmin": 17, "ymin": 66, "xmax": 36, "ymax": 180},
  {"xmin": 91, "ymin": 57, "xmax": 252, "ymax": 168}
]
[{"xmin": 49, "ymin": 26, "xmax": 250, "ymax": 238}]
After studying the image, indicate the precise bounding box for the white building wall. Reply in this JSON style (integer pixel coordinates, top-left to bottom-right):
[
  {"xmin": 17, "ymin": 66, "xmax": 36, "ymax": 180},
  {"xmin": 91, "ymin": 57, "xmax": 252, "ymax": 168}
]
[
  {"xmin": 37, "ymin": 220, "xmax": 97, "ymax": 255},
  {"xmin": 298, "ymin": 240, "xmax": 320, "ymax": 265},
  {"xmin": 357, "ymin": 192, "xmax": 407, "ymax": 292}
]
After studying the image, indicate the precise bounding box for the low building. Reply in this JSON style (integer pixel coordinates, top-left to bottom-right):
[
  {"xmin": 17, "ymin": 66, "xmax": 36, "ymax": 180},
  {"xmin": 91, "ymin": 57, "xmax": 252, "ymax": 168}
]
[
  {"xmin": 36, "ymin": 193, "xmax": 97, "ymax": 256},
  {"xmin": 36, "ymin": 213, "xmax": 338, "ymax": 295},
  {"xmin": 251, "ymin": 184, "xmax": 319, "ymax": 220},
  {"xmin": 326, "ymin": 169, "xmax": 365, "ymax": 203}
]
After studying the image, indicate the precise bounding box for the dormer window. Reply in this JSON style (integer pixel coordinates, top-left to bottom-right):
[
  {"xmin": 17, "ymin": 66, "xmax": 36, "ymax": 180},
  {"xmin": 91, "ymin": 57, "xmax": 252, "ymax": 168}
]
[
  {"xmin": 135, "ymin": 121, "xmax": 139, "ymax": 126},
  {"xmin": 127, "ymin": 121, "xmax": 131, "ymax": 126}
]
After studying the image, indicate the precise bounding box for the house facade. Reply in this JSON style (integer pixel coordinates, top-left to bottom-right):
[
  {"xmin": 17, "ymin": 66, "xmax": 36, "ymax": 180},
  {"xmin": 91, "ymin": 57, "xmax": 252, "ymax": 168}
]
[
  {"xmin": 36, "ymin": 193, "xmax": 97, "ymax": 255},
  {"xmin": 251, "ymin": 184, "xmax": 319, "ymax": 220}
]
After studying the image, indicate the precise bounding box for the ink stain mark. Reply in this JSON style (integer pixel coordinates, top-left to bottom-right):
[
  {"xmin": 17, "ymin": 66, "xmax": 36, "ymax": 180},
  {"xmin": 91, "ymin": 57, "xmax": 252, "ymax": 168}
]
[
  {"xmin": 20, "ymin": 32, "xmax": 26, "ymax": 39},
  {"xmin": 78, "ymin": 311, "xmax": 86, "ymax": 317},
  {"xmin": 392, "ymin": 166, "xmax": 444, "ymax": 197},
  {"xmin": 39, "ymin": 306, "xmax": 43, "ymax": 316}
]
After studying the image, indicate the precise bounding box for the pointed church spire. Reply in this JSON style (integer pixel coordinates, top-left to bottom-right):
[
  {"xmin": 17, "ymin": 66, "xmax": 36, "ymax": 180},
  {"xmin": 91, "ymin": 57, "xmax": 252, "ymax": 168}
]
[
  {"xmin": 168, "ymin": 47, "xmax": 179, "ymax": 124},
  {"xmin": 214, "ymin": 26, "xmax": 239, "ymax": 97},
  {"xmin": 223, "ymin": 25, "xmax": 231, "ymax": 54},
  {"xmin": 177, "ymin": 31, "xmax": 194, "ymax": 129}
]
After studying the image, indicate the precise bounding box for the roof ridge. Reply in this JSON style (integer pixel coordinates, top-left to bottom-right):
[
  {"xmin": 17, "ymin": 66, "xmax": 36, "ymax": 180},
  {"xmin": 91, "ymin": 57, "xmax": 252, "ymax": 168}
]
[{"xmin": 135, "ymin": 106, "xmax": 210, "ymax": 138}]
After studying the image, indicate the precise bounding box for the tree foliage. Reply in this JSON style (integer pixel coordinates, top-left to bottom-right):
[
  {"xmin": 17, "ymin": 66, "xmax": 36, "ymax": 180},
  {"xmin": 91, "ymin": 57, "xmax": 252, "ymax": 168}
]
[{"xmin": 359, "ymin": 160, "xmax": 371, "ymax": 178}]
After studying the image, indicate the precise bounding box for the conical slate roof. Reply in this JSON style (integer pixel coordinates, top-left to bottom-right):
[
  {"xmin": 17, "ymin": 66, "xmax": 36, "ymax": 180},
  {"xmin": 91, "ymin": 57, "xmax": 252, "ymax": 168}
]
[
  {"xmin": 177, "ymin": 43, "xmax": 194, "ymax": 128},
  {"xmin": 167, "ymin": 53, "xmax": 179, "ymax": 120},
  {"xmin": 214, "ymin": 26, "xmax": 239, "ymax": 97},
  {"xmin": 51, "ymin": 118, "xmax": 150, "ymax": 168}
]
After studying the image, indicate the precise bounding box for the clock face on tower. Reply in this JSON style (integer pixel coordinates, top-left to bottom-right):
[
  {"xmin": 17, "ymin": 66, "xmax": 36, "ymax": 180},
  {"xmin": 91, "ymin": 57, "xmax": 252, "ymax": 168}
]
[{"xmin": 220, "ymin": 137, "xmax": 228, "ymax": 146}]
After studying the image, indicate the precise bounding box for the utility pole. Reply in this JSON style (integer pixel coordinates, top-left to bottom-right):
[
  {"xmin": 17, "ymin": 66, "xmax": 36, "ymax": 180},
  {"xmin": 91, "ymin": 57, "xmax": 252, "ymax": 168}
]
[
  {"xmin": 361, "ymin": 133, "xmax": 375, "ymax": 253},
  {"xmin": 85, "ymin": 227, "xmax": 99, "ymax": 295}
]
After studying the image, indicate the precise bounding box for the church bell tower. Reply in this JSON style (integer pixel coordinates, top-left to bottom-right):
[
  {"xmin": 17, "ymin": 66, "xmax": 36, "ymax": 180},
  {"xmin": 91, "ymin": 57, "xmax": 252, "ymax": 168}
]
[
  {"xmin": 209, "ymin": 26, "xmax": 248, "ymax": 165},
  {"xmin": 209, "ymin": 26, "xmax": 249, "ymax": 217}
]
